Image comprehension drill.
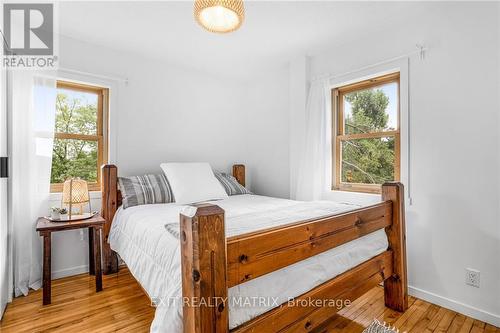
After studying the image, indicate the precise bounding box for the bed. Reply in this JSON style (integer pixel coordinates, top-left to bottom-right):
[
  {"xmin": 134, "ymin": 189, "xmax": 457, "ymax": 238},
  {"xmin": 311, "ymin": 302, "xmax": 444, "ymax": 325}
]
[{"xmin": 100, "ymin": 164, "xmax": 407, "ymax": 333}]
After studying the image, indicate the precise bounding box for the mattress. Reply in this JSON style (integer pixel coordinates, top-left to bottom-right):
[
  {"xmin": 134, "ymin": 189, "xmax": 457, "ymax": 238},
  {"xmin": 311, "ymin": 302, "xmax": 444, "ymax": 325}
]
[{"xmin": 109, "ymin": 194, "xmax": 388, "ymax": 332}]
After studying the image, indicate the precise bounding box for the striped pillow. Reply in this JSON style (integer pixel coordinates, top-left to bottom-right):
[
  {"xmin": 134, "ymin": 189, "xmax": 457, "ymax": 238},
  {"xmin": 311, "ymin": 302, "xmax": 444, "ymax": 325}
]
[
  {"xmin": 118, "ymin": 174, "xmax": 174, "ymax": 209},
  {"xmin": 214, "ymin": 171, "xmax": 251, "ymax": 196}
]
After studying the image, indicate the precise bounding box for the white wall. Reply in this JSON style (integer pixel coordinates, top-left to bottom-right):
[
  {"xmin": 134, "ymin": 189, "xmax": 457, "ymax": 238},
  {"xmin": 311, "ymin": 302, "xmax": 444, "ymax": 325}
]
[
  {"xmin": 49, "ymin": 35, "xmax": 289, "ymax": 277},
  {"xmin": 242, "ymin": 68, "xmax": 290, "ymax": 198},
  {"xmin": 289, "ymin": 56, "xmax": 308, "ymax": 200},
  {"xmin": 291, "ymin": 2, "xmax": 500, "ymax": 325}
]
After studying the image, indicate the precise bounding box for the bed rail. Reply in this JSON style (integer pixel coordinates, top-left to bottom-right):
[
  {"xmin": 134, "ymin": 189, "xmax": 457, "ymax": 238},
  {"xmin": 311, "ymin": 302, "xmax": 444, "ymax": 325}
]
[
  {"xmin": 227, "ymin": 201, "xmax": 391, "ymax": 287},
  {"xmin": 180, "ymin": 182, "xmax": 407, "ymax": 333}
]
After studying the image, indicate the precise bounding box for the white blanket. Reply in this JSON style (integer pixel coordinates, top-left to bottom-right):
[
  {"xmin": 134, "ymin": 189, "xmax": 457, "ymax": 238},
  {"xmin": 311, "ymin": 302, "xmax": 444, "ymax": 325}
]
[{"xmin": 109, "ymin": 194, "xmax": 388, "ymax": 332}]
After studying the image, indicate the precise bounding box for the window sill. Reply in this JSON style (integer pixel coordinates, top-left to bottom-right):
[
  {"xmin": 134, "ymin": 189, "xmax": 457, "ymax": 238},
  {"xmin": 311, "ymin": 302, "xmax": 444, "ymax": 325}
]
[
  {"xmin": 333, "ymin": 185, "xmax": 381, "ymax": 194},
  {"xmin": 49, "ymin": 190, "xmax": 102, "ymax": 202},
  {"xmin": 323, "ymin": 189, "xmax": 381, "ymax": 206}
]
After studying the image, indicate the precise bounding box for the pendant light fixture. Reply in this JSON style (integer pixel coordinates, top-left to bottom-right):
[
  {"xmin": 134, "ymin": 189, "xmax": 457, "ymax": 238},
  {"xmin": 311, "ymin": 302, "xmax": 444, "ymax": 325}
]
[{"xmin": 194, "ymin": 0, "xmax": 245, "ymax": 33}]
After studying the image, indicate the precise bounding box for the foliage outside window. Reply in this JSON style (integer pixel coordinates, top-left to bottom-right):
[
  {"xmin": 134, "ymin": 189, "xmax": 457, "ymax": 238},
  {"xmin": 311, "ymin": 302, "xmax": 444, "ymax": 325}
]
[
  {"xmin": 333, "ymin": 73, "xmax": 400, "ymax": 193},
  {"xmin": 50, "ymin": 81, "xmax": 108, "ymax": 192}
]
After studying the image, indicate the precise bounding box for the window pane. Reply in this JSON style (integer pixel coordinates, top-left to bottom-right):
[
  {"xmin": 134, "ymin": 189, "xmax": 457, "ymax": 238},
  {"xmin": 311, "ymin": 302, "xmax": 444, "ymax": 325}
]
[
  {"xmin": 341, "ymin": 137, "xmax": 395, "ymax": 184},
  {"xmin": 51, "ymin": 138, "xmax": 98, "ymax": 184},
  {"xmin": 343, "ymin": 82, "xmax": 398, "ymax": 134},
  {"xmin": 55, "ymin": 88, "xmax": 98, "ymax": 135}
]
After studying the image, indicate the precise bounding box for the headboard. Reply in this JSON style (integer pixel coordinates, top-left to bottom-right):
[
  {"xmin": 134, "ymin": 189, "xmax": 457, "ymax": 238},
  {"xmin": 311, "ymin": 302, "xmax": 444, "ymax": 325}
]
[{"xmin": 100, "ymin": 163, "xmax": 246, "ymax": 274}]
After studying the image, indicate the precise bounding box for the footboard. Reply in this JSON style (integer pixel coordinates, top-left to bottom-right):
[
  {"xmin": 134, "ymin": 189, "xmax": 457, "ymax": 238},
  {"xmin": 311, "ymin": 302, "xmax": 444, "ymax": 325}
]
[{"xmin": 180, "ymin": 182, "xmax": 407, "ymax": 333}]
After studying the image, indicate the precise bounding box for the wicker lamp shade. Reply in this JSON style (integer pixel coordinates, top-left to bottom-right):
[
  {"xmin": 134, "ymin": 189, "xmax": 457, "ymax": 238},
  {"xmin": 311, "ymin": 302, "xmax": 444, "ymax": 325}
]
[
  {"xmin": 194, "ymin": 0, "xmax": 244, "ymax": 33},
  {"xmin": 62, "ymin": 178, "xmax": 90, "ymax": 205}
]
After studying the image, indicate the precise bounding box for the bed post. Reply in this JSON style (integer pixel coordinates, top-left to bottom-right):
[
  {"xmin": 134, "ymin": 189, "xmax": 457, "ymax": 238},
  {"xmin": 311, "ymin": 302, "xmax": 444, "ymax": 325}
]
[
  {"xmin": 382, "ymin": 182, "xmax": 408, "ymax": 312},
  {"xmin": 232, "ymin": 164, "xmax": 245, "ymax": 187},
  {"xmin": 180, "ymin": 204, "xmax": 229, "ymax": 333},
  {"xmin": 101, "ymin": 164, "xmax": 119, "ymax": 275}
]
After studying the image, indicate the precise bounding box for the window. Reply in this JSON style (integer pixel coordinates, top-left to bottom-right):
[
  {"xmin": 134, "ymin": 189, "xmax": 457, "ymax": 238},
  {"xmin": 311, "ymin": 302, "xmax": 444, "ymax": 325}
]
[
  {"xmin": 50, "ymin": 81, "xmax": 109, "ymax": 192},
  {"xmin": 332, "ymin": 73, "xmax": 400, "ymax": 193}
]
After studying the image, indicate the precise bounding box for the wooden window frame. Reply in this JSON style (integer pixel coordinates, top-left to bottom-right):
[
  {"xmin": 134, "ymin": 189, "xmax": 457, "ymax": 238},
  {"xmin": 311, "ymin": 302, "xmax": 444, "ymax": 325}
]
[
  {"xmin": 332, "ymin": 72, "xmax": 400, "ymax": 194},
  {"xmin": 50, "ymin": 81, "xmax": 109, "ymax": 193}
]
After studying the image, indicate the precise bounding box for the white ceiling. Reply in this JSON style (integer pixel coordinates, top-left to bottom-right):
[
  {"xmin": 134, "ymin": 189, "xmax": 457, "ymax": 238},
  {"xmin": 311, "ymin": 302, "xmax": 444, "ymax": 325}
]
[{"xmin": 59, "ymin": 1, "xmax": 431, "ymax": 79}]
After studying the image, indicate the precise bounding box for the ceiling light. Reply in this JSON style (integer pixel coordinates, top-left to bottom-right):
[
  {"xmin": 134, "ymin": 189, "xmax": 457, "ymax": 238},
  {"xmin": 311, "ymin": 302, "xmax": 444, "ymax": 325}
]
[{"xmin": 194, "ymin": 0, "xmax": 245, "ymax": 33}]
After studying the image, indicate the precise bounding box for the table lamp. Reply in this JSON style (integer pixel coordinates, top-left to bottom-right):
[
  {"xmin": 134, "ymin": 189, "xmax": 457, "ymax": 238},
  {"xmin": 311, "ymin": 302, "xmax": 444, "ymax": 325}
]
[{"xmin": 61, "ymin": 178, "xmax": 92, "ymax": 220}]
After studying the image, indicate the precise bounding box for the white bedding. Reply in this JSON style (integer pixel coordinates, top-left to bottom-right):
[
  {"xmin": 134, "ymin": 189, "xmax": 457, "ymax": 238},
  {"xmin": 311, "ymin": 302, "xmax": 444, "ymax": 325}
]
[{"xmin": 109, "ymin": 194, "xmax": 388, "ymax": 332}]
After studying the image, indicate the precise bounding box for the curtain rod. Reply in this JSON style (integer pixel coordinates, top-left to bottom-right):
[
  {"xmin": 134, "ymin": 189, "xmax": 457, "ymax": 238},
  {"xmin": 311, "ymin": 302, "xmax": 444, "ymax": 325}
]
[
  {"xmin": 57, "ymin": 67, "xmax": 129, "ymax": 85},
  {"xmin": 311, "ymin": 44, "xmax": 427, "ymax": 83}
]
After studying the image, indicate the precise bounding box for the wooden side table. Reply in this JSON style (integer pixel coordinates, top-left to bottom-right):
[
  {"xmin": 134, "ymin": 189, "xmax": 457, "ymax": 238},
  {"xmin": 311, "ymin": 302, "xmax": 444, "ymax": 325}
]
[{"xmin": 36, "ymin": 215, "xmax": 106, "ymax": 305}]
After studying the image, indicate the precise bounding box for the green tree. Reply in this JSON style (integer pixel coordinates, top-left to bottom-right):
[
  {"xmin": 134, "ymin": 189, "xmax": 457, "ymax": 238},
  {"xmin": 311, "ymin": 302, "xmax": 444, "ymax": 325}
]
[
  {"xmin": 51, "ymin": 93, "xmax": 98, "ymax": 184},
  {"xmin": 342, "ymin": 89, "xmax": 395, "ymax": 184}
]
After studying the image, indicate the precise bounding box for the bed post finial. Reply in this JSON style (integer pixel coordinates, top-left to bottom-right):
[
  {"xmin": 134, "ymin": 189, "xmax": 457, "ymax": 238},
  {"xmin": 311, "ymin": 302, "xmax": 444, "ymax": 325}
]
[
  {"xmin": 382, "ymin": 182, "xmax": 408, "ymax": 312},
  {"xmin": 232, "ymin": 164, "xmax": 245, "ymax": 187},
  {"xmin": 101, "ymin": 164, "xmax": 119, "ymax": 275},
  {"xmin": 180, "ymin": 204, "xmax": 229, "ymax": 333}
]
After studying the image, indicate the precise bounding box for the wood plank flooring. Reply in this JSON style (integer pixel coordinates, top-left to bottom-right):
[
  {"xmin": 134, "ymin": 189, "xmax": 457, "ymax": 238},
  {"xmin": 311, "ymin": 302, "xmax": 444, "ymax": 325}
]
[
  {"xmin": 0, "ymin": 268, "xmax": 497, "ymax": 333},
  {"xmin": 0, "ymin": 268, "xmax": 154, "ymax": 332}
]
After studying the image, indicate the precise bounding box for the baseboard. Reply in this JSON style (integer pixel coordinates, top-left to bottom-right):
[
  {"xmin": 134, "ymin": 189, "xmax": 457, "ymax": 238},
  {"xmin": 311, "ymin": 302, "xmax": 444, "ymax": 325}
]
[
  {"xmin": 409, "ymin": 285, "xmax": 500, "ymax": 327},
  {"xmin": 51, "ymin": 265, "xmax": 89, "ymax": 280},
  {"xmin": 51, "ymin": 262, "xmax": 125, "ymax": 280}
]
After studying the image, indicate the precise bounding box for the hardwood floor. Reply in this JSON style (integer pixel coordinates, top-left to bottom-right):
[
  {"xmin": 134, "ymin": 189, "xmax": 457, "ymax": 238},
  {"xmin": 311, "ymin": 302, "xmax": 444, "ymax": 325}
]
[
  {"xmin": 0, "ymin": 269, "xmax": 498, "ymax": 333},
  {"xmin": 0, "ymin": 268, "xmax": 154, "ymax": 332}
]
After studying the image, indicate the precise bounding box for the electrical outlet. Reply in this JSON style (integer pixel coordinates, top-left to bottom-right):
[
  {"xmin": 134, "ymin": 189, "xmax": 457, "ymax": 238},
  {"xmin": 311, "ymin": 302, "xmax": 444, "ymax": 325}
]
[{"xmin": 465, "ymin": 268, "xmax": 480, "ymax": 288}]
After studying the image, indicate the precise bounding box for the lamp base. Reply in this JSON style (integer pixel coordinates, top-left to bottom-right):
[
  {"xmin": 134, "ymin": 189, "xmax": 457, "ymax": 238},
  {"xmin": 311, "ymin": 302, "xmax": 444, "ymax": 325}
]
[{"xmin": 45, "ymin": 211, "xmax": 98, "ymax": 222}]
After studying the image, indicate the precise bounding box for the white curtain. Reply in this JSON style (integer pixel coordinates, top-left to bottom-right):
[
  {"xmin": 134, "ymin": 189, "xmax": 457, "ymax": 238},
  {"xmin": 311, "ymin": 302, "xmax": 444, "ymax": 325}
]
[
  {"xmin": 10, "ymin": 71, "xmax": 56, "ymax": 296},
  {"xmin": 294, "ymin": 79, "xmax": 330, "ymax": 201}
]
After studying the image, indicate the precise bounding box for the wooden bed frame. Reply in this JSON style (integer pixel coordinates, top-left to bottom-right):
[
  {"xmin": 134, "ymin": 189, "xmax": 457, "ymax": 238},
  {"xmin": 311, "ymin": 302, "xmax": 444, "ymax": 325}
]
[{"xmin": 101, "ymin": 164, "xmax": 407, "ymax": 333}]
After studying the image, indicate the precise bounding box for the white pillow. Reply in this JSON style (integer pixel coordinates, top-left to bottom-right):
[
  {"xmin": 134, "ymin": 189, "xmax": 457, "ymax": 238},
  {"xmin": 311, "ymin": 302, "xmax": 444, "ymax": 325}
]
[{"xmin": 160, "ymin": 162, "xmax": 228, "ymax": 204}]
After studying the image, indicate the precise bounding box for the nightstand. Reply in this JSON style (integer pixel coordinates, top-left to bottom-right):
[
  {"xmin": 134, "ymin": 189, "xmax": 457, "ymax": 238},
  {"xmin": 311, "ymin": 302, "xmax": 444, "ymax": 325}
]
[{"xmin": 36, "ymin": 214, "xmax": 105, "ymax": 305}]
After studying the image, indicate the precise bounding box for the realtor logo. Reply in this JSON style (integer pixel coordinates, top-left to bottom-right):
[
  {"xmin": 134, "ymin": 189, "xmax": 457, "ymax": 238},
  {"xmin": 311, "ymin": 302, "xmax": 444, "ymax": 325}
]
[
  {"xmin": 2, "ymin": 3, "xmax": 57, "ymax": 69},
  {"xmin": 4, "ymin": 3, "xmax": 53, "ymax": 55}
]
